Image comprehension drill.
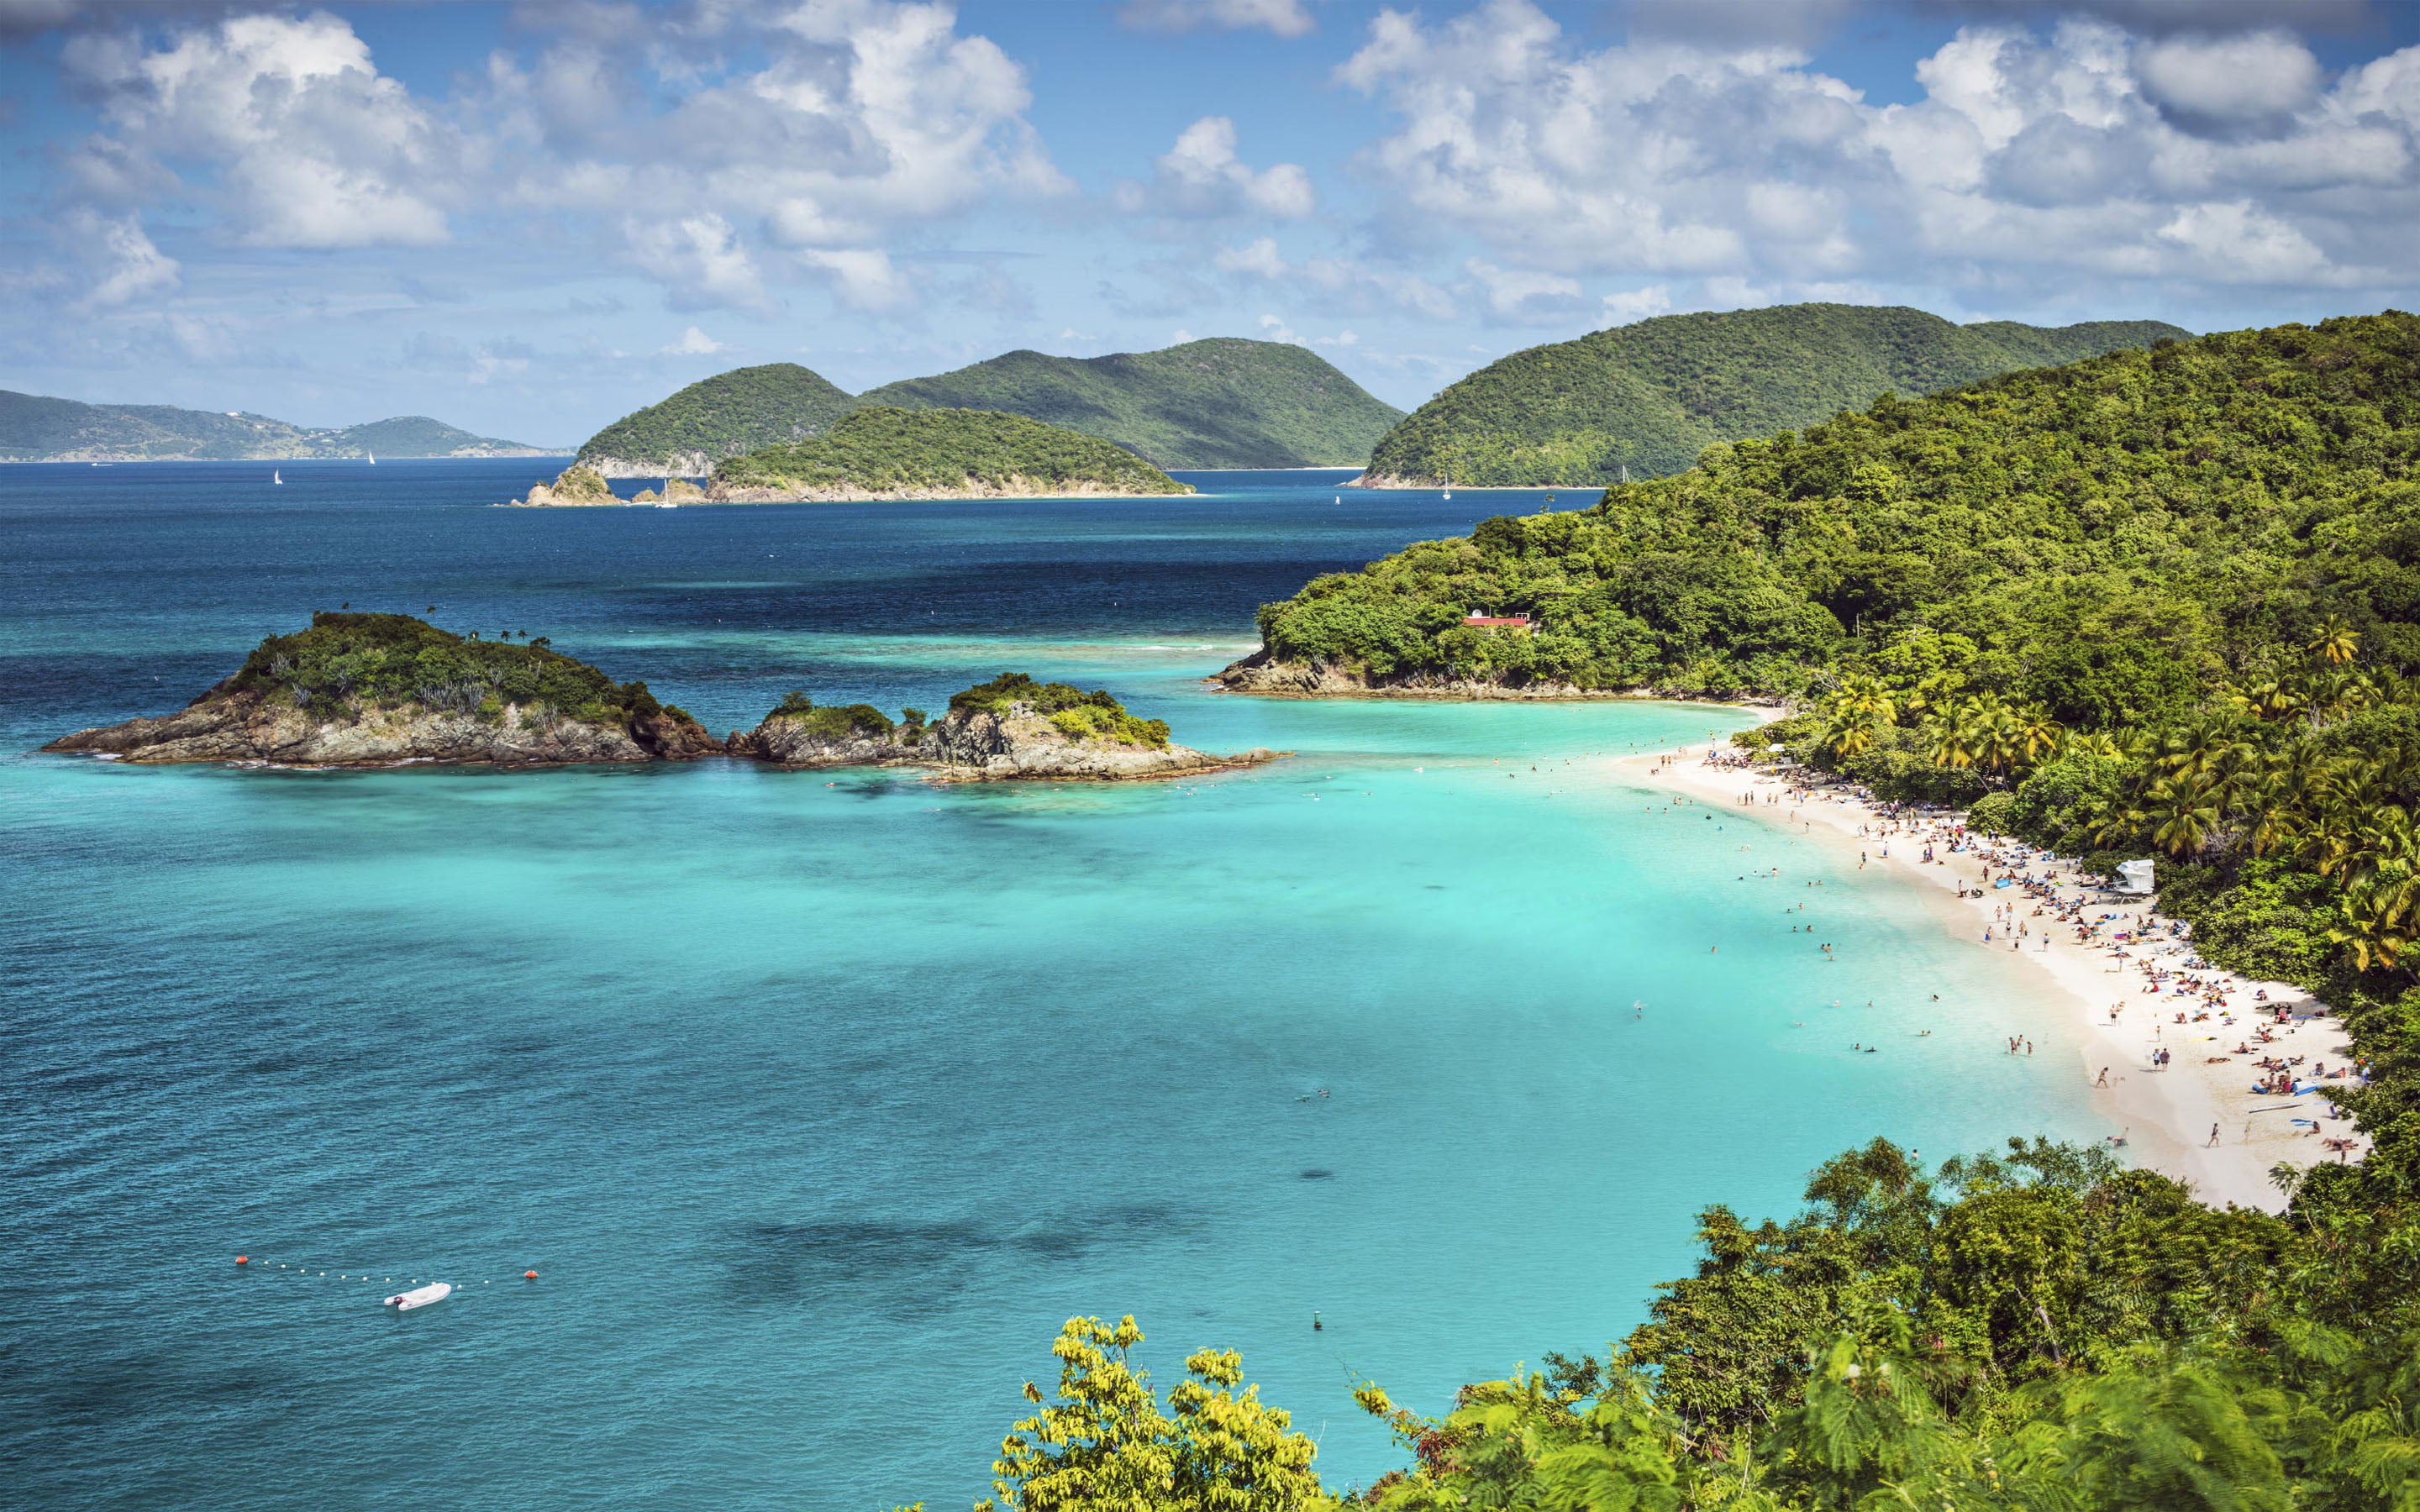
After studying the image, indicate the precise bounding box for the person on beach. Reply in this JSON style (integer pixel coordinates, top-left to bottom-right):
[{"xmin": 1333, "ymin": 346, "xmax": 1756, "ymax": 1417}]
[
  {"xmin": 2097, "ymin": 1067, "xmax": 2109, "ymax": 1086},
  {"xmin": 2209, "ymin": 1123, "xmax": 2221, "ymax": 1146}
]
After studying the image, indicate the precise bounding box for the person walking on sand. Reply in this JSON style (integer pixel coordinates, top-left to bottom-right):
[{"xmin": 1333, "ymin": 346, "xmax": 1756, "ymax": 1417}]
[
  {"xmin": 2208, "ymin": 1122, "xmax": 2221, "ymax": 1147},
  {"xmin": 2096, "ymin": 1067, "xmax": 2109, "ymax": 1086}
]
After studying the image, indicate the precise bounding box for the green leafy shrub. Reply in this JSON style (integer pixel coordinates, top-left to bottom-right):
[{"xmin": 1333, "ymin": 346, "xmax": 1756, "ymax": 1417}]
[
  {"xmin": 1967, "ymin": 790, "xmax": 2018, "ymax": 834},
  {"xmin": 229, "ymin": 612, "xmax": 671, "ymax": 728},
  {"xmin": 2008, "ymin": 753, "xmax": 2127, "ymax": 853},
  {"xmin": 950, "ymin": 673, "xmax": 1170, "ymax": 747}
]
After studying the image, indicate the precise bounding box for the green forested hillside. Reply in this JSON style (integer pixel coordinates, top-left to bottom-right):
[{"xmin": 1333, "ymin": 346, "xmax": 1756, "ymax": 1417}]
[
  {"xmin": 1258, "ymin": 309, "xmax": 2420, "ymax": 1119},
  {"xmin": 855, "ymin": 338, "xmax": 1402, "ymax": 469},
  {"xmin": 1362, "ymin": 303, "xmax": 2188, "ymax": 486},
  {"xmin": 965, "ymin": 314, "xmax": 2420, "ymax": 1512},
  {"xmin": 576, "ymin": 363, "xmax": 857, "ymax": 472},
  {"xmin": 0, "ymin": 390, "xmax": 544, "ymax": 460},
  {"xmin": 713, "ymin": 407, "xmax": 1188, "ymax": 496}
]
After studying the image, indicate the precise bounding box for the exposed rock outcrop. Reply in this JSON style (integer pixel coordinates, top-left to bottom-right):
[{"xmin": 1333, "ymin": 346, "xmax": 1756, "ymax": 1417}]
[
  {"xmin": 45, "ymin": 683, "xmax": 721, "ymax": 766},
  {"xmin": 729, "ymin": 699, "xmax": 1278, "ymax": 780},
  {"xmin": 1213, "ymin": 648, "xmax": 1602, "ymax": 700},
  {"xmin": 630, "ymin": 478, "xmax": 708, "ymax": 504},
  {"xmin": 583, "ymin": 452, "xmax": 713, "ymax": 480},
  {"xmin": 508, "ymin": 465, "xmax": 618, "ymax": 507}
]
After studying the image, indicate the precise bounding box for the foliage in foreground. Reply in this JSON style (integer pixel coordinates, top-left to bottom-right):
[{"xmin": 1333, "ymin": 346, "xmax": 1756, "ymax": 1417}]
[
  {"xmin": 982, "ymin": 1103, "xmax": 2420, "ymax": 1511},
  {"xmin": 228, "ymin": 611, "xmax": 690, "ymax": 726},
  {"xmin": 714, "ymin": 408, "xmax": 1189, "ymax": 496}
]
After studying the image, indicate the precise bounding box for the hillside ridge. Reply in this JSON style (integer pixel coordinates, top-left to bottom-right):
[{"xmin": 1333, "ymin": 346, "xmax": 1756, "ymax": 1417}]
[
  {"xmin": 1358, "ymin": 302, "xmax": 2191, "ymax": 487},
  {"xmin": 576, "ymin": 338, "xmax": 1403, "ymax": 475},
  {"xmin": 0, "ymin": 390, "xmax": 548, "ymax": 461}
]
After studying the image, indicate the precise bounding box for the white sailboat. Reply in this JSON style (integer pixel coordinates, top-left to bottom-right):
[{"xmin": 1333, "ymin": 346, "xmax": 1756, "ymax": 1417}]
[
  {"xmin": 272, "ymin": 470, "xmax": 282, "ymax": 486},
  {"xmin": 1441, "ymin": 474, "xmax": 1451, "ymax": 501},
  {"xmin": 366, "ymin": 450, "xmax": 376, "ymax": 465}
]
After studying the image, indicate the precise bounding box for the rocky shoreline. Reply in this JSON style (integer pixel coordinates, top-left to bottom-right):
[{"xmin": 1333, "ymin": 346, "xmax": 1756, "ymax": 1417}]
[
  {"xmin": 46, "ymin": 627, "xmax": 1278, "ymax": 782},
  {"xmin": 503, "ymin": 463, "xmax": 1192, "ymax": 507},
  {"xmin": 732, "ymin": 701, "xmax": 1277, "ymax": 780},
  {"xmin": 44, "ymin": 683, "xmax": 723, "ymax": 767},
  {"xmin": 1212, "ymin": 648, "xmax": 1778, "ymax": 705}
]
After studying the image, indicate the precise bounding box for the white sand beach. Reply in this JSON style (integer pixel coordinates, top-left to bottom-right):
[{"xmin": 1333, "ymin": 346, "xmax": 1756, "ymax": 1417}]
[{"xmin": 1618, "ymin": 737, "xmax": 2370, "ymax": 1212}]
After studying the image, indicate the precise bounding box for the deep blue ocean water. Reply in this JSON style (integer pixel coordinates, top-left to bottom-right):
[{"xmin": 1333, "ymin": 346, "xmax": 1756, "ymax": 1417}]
[{"xmin": 0, "ymin": 460, "xmax": 2106, "ymax": 1510}]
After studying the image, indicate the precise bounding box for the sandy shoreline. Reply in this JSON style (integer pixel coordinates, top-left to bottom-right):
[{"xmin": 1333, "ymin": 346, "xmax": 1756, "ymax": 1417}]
[{"xmin": 1612, "ymin": 735, "xmax": 2368, "ymax": 1212}]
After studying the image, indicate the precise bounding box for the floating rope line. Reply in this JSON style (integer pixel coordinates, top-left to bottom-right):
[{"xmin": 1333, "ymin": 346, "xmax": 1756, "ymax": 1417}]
[{"xmin": 230, "ymin": 1254, "xmax": 539, "ymax": 1290}]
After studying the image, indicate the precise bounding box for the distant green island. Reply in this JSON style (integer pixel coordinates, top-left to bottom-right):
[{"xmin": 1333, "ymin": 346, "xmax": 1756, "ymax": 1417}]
[
  {"xmin": 515, "ymin": 407, "xmax": 1191, "ymax": 506},
  {"xmin": 0, "ymin": 390, "xmax": 550, "ymax": 461},
  {"xmin": 1359, "ymin": 303, "xmax": 2190, "ymax": 486},
  {"xmin": 575, "ymin": 337, "xmax": 1402, "ymax": 475}
]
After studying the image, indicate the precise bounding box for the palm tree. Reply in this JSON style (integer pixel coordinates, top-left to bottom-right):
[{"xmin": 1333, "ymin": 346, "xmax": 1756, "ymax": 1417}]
[
  {"xmin": 2014, "ymin": 705, "xmax": 2065, "ymax": 766},
  {"xmin": 2143, "ymin": 776, "xmax": 2223, "ymax": 859},
  {"xmin": 2309, "ymin": 616, "xmax": 2361, "ymax": 668}
]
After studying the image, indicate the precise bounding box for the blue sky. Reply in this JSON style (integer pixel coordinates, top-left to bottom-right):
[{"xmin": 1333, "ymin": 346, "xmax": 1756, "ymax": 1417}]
[{"xmin": 4, "ymin": 0, "xmax": 2418, "ymax": 445}]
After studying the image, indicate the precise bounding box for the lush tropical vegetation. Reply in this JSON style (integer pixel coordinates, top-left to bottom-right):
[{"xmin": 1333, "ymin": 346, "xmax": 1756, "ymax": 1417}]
[
  {"xmin": 860, "ymin": 338, "xmax": 1403, "ymax": 470},
  {"xmin": 229, "ymin": 611, "xmax": 691, "ymax": 727},
  {"xmin": 577, "ymin": 361, "xmax": 858, "ymax": 470},
  {"xmin": 714, "ymin": 408, "xmax": 1188, "ymax": 497},
  {"xmin": 976, "ymin": 1077, "xmax": 2420, "ymax": 1512},
  {"xmin": 1020, "ymin": 311, "xmax": 2420, "ymax": 1511},
  {"xmin": 950, "ymin": 672, "xmax": 1171, "ymax": 746},
  {"xmin": 1361, "ymin": 304, "xmax": 2186, "ymax": 486},
  {"xmin": 1259, "ymin": 309, "xmax": 2420, "ymax": 1017}
]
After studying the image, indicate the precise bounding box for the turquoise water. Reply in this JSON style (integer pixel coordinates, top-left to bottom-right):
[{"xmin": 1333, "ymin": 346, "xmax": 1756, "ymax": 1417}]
[{"xmin": 0, "ymin": 462, "xmax": 2105, "ymax": 1509}]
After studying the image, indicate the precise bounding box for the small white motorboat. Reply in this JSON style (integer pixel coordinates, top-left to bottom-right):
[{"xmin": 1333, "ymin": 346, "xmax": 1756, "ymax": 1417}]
[{"xmin": 383, "ymin": 1281, "xmax": 451, "ymax": 1311}]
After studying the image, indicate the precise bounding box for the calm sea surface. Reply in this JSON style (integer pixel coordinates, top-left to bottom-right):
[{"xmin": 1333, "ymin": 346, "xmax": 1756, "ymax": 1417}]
[{"xmin": 0, "ymin": 460, "xmax": 2106, "ymax": 1510}]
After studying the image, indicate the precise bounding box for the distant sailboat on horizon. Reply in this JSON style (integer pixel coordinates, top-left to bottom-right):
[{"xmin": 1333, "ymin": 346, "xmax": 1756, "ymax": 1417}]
[
  {"xmin": 272, "ymin": 470, "xmax": 282, "ymax": 485},
  {"xmin": 1442, "ymin": 473, "xmax": 1451, "ymax": 501},
  {"xmin": 366, "ymin": 450, "xmax": 376, "ymax": 465}
]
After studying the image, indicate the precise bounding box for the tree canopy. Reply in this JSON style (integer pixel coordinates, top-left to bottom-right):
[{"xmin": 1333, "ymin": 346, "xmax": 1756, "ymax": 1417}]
[{"xmin": 1360, "ymin": 303, "xmax": 2188, "ymax": 486}]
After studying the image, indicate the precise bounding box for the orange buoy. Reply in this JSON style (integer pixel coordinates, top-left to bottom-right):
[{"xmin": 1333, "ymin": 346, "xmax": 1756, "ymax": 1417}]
[
  {"xmin": 524, "ymin": 1270, "xmax": 538, "ymax": 1279},
  {"xmin": 235, "ymin": 1256, "xmax": 249, "ymax": 1266}
]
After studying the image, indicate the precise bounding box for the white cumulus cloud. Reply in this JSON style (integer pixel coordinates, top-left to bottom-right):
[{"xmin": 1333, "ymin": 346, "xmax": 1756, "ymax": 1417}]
[
  {"xmin": 660, "ymin": 325, "xmax": 731, "ymax": 355},
  {"xmin": 1119, "ymin": 0, "xmax": 1316, "ymax": 39},
  {"xmin": 66, "ymin": 209, "xmax": 181, "ymax": 311},
  {"xmin": 64, "ymin": 12, "xmax": 455, "ymax": 249},
  {"xmin": 1333, "ymin": 0, "xmax": 2420, "ymax": 306},
  {"xmin": 1122, "ymin": 117, "xmax": 1316, "ymax": 220},
  {"xmin": 51, "ymin": 1, "xmax": 1065, "ymax": 315}
]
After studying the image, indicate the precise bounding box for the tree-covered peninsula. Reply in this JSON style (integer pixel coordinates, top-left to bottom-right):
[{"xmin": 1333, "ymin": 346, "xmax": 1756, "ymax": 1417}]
[
  {"xmin": 44, "ymin": 612, "xmax": 718, "ymax": 764},
  {"xmin": 1359, "ymin": 302, "xmax": 2188, "ymax": 487},
  {"xmin": 516, "ymin": 410, "xmax": 1190, "ymax": 506},
  {"xmin": 572, "ymin": 338, "xmax": 1404, "ymax": 475},
  {"xmin": 708, "ymin": 407, "xmax": 1191, "ymax": 501},
  {"xmin": 576, "ymin": 361, "xmax": 859, "ymax": 476}
]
